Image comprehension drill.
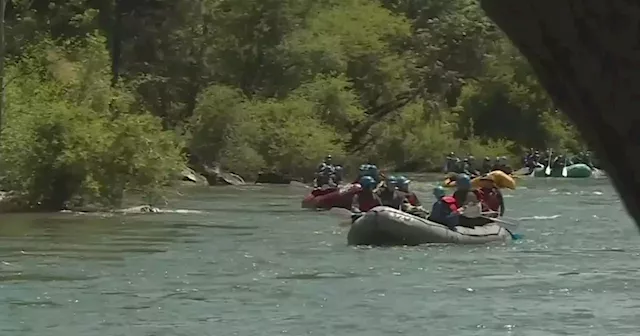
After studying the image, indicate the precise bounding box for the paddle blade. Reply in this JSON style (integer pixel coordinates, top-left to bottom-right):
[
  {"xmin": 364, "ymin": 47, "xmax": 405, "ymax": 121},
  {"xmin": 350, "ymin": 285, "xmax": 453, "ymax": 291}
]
[
  {"xmin": 544, "ymin": 166, "xmax": 551, "ymax": 175},
  {"xmin": 562, "ymin": 167, "xmax": 568, "ymax": 177}
]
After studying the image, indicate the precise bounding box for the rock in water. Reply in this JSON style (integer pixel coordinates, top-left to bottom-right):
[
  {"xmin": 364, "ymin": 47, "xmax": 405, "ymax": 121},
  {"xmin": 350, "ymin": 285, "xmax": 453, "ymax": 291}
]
[{"xmin": 115, "ymin": 205, "xmax": 161, "ymax": 214}]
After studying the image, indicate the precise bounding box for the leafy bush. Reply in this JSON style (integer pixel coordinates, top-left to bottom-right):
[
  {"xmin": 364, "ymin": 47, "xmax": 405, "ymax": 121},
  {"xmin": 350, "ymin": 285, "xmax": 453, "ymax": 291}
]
[{"xmin": 0, "ymin": 35, "xmax": 183, "ymax": 210}]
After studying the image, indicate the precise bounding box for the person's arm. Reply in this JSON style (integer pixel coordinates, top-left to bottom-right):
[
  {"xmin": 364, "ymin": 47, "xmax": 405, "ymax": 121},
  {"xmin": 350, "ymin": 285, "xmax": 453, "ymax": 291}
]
[
  {"xmin": 351, "ymin": 195, "xmax": 361, "ymax": 213},
  {"xmin": 412, "ymin": 193, "xmax": 422, "ymax": 207},
  {"xmin": 498, "ymin": 190, "xmax": 505, "ymax": 216}
]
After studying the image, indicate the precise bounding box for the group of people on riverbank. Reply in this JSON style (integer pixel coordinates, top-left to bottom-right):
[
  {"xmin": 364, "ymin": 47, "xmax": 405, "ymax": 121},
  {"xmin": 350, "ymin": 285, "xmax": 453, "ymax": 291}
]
[
  {"xmin": 522, "ymin": 148, "xmax": 596, "ymax": 173},
  {"xmin": 443, "ymin": 153, "xmax": 513, "ymax": 176}
]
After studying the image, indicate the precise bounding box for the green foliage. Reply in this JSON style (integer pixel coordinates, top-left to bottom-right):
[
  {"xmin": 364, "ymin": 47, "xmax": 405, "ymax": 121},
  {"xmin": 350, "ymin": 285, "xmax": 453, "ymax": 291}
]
[
  {"xmin": 0, "ymin": 35, "xmax": 183, "ymax": 210},
  {"xmin": 0, "ymin": 0, "xmax": 591, "ymax": 207}
]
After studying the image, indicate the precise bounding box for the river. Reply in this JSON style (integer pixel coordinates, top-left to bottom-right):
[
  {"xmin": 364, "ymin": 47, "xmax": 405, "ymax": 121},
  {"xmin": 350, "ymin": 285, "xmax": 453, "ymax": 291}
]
[{"xmin": 0, "ymin": 177, "xmax": 638, "ymax": 336}]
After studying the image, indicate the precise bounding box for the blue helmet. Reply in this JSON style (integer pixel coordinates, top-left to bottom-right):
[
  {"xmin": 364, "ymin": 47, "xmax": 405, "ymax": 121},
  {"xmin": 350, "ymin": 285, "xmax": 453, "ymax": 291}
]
[
  {"xmin": 386, "ymin": 175, "xmax": 398, "ymax": 188},
  {"xmin": 456, "ymin": 173, "xmax": 471, "ymax": 190},
  {"xmin": 397, "ymin": 176, "xmax": 410, "ymax": 187},
  {"xmin": 359, "ymin": 175, "xmax": 376, "ymax": 189},
  {"xmin": 358, "ymin": 164, "xmax": 369, "ymax": 176},
  {"xmin": 433, "ymin": 186, "xmax": 446, "ymax": 199},
  {"xmin": 366, "ymin": 164, "xmax": 379, "ymax": 178}
]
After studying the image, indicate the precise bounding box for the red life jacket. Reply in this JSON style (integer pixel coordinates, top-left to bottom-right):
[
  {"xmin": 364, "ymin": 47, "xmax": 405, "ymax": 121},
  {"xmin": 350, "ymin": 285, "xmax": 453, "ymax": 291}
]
[
  {"xmin": 480, "ymin": 187, "xmax": 500, "ymax": 212},
  {"xmin": 356, "ymin": 191, "xmax": 381, "ymax": 212},
  {"xmin": 406, "ymin": 193, "xmax": 420, "ymax": 206},
  {"xmin": 441, "ymin": 196, "xmax": 459, "ymax": 212}
]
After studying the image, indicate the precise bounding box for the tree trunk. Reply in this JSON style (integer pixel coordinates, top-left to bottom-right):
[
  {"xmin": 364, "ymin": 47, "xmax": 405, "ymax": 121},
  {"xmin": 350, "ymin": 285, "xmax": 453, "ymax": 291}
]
[
  {"xmin": 0, "ymin": 0, "xmax": 6, "ymax": 134},
  {"xmin": 480, "ymin": 0, "xmax": 640, "ymax": 229}
]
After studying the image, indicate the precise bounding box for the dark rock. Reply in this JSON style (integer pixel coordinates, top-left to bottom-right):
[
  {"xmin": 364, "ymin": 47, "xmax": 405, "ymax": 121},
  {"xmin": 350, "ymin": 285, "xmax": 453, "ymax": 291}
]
[
  {"xmin": 189, "ymin": 163, "xmax": 245, "ymax": 186},
  {"xmin": 255, "ymin": 172, "xmax": 294, "ymax": 184}
]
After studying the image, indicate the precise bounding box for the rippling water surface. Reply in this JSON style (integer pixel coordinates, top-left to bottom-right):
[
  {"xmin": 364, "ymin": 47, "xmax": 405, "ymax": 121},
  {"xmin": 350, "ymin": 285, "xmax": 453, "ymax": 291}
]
[{"xmin": 0, "ymin": 177, "xmax": 638, "ymax": 336}]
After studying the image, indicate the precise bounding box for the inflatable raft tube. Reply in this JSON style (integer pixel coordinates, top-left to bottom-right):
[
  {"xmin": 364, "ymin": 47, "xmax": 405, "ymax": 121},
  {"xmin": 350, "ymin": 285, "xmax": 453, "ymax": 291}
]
[
  {"xmin": 533, "ymin": 163, "xmax": 593, "ymax": 178},
  {"xmin": 301, "ymin": 183, "xmax": 361, "ymax": 210},
  {"xmin": 443, "ymin": 171, "xmax": 517, "ymax": 189},
  {"xmin": 347, "ymin": 206, "xmax": 511, "ymax": 246}
]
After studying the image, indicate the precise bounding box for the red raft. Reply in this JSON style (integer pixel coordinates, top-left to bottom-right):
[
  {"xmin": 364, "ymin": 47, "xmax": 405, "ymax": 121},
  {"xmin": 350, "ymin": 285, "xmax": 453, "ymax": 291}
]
[{"xmin": 301, "ymin": 183, "xmax": 362, "ymax": 210}]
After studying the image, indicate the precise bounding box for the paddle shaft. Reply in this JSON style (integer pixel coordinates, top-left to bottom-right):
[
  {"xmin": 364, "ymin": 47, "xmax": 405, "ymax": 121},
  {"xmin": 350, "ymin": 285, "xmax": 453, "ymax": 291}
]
[
  {"xmin": 481, "ymin": 215, "xmax": 518, "ymax": 229},
  {"xmin": 545, "ymin": 149, "xmax": 552, "ymax": 175}
]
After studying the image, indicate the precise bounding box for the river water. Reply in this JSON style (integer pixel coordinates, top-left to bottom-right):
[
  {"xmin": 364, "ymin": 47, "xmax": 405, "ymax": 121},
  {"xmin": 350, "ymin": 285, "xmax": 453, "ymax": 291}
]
[{"xmin": 0, "ymin": 177, "xmax": 638, "ymax": 336}]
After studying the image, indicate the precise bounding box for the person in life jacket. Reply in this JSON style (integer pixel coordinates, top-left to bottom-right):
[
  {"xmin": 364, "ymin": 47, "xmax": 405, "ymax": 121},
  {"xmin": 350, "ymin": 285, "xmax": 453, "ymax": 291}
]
[
  {"xmin": 396, "ymin": 175, "xmax": 428, "ymax": 218},
  {"xmin": 476, "ymin": 176, "xmax": 505, "ymax": 216},
  {"xmin": 427, "ymin": 186, "xmax": 459, "ymax": 228},
  {"xmin": 452, "ymin": 174, "xmax": 491, "ymax": 228},
  {"xmin": 351, "ymin": 176, "xmax": 382, "ymax": 213},
  {"xmin": 376, "ymin": 175, "xmax": 410, "ymax": 210},
  {"xmin": 396, "ymin": 176, "xmax": 421, "ymax": 206}
]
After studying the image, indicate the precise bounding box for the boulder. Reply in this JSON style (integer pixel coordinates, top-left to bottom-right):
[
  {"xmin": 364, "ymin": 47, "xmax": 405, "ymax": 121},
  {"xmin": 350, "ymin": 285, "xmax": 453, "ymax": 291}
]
[
  {"xmin": 179, "ymin": 167, "xmax": 208, "ymax": 185},
  {"xmin": 114, "ymin": 205, "xmax": 161, "ymax": 214},
  {"xmin": 255, "ymin": 171, "xmax": 294, "ymax": 184}
]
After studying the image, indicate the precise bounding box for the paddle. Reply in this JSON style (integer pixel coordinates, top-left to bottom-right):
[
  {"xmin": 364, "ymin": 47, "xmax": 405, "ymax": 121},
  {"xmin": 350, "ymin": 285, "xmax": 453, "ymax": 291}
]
[
  {"xmin": 458, "ymin": 207, "xmax": 522, "ymax": 240},
  {"xmin": 545, "ymin": 149, "xmax": 553, "ymax": 176},
  {"xmin": 561, "ymin": 156, "xmax": 568, "ymax": 177},
  {"xmin": 480, "ymin": 215, "xmax": 518, "ymax": 229}
]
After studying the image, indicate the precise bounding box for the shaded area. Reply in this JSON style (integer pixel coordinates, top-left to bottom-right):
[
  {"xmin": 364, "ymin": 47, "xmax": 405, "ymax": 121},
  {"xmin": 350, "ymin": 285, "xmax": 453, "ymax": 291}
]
[{"xmin": 480, "ymin": 0, "xmax": 640, "ymax": 229}]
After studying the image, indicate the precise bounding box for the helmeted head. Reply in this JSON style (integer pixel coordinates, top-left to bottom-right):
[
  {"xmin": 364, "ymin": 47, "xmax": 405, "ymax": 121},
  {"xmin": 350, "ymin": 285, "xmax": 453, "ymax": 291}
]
[
  {"xmin": 397, "ymin": 176, "xmax": 410, "ymax": 192},
  {"xmin": 455, "ymin": 173, "xmax": 471, "ymax": 190},
  {"xmin": 468, "ymin": 155, "xmax": 475, "ymax": 162},
  {"xmin": 484, "ymin": 156, "xmax": 491, "ymax": 162},
  {"xmin": 433, "ymin": 186, "xmax": 446, "ymax": 199},
  {"xmin": 358, "ymin": 164, "xmax": 369, "ymax": 176},
  {"xmin": 386, "ymin": 175, "xmax": 398, "ymax": 190},
  {"xmin": 325, "ymin": 155, "xmax": 332, "ymax": 163},
  {"xmin": 463, "ymin": 158, "xmax": 469, "ymax": 162},
  {"xmin": 359, "ymin": 176, "xmax": 376, "ymax": 189},
  {"xmin": 366, "ymin": 165, "xmax": 379, "ymax": 180}
]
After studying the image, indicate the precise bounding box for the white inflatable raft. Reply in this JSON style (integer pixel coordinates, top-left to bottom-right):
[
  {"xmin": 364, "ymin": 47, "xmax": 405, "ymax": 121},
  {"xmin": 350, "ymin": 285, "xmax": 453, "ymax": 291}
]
[{"xmin": 347, "ymin": 206, "xmax": 511, "ymax": 246}]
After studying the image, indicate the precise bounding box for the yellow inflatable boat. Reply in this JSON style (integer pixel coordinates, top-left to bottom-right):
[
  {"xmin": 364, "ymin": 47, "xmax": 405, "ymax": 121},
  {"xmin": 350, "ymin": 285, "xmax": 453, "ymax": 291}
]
[{"xmin": 442, "ymin": 170, "xmax": 517, "ymax": 190}]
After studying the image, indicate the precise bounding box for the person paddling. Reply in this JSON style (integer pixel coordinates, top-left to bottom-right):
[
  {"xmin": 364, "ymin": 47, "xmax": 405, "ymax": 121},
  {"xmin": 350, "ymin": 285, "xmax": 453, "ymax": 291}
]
[
  {"xmin": 452, "ymin": 174, "xmax": 491, "ymax": 227},
  {"xmin": 476, "ymin": 175, "xmax": 505, "ymax": 216},
  {"xmin": 351, "ymin": 176, "xmax": 382, "ymax": 213},
  {"xmin": 427, "ymin": 186, "xmax": 459, "ymax": 229},
  {"xmin": 397, "ymin": 176, "xmax": 421, "ymax": 206},
  {"xmin": 376, "ymin": 176, "xmax": 409, "ymax": 210}
]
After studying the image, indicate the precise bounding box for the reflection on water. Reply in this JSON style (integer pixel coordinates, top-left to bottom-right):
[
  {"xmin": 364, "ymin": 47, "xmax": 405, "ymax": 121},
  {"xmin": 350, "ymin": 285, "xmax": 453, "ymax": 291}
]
[{"xmin": 0, "ymin": 178, "xmax": 639, "ymax": 336}]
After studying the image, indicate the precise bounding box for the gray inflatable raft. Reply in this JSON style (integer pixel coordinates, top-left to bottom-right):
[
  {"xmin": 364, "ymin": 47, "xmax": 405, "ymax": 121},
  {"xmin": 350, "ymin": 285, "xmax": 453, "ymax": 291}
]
[{"xmin": 347, "ymin": 206, "xmax": 511, "ymax": 246}]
